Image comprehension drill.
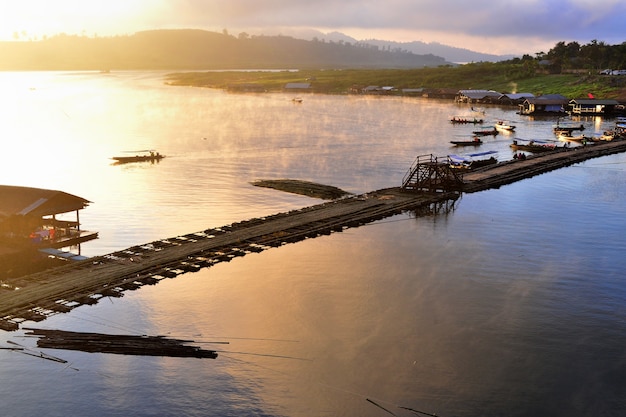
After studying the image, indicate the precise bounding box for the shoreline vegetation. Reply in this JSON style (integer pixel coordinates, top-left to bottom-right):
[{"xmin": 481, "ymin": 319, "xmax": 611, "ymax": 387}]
[
  {"xmin": 1, "ymin": 29, "xmax": 624, "ymax": 100},
  {"xmin": 166, "ymin": 67, "xmax": 626, "ymax": 101}
]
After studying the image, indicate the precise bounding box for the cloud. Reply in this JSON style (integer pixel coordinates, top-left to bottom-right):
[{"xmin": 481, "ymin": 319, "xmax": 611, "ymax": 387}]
[
  {"xmin": 156, "ymin": 0, "xmax": 624, "ymax": 38},
  {"xmin": 2, "ymin": 0, "xmax": 624, "ymax": 55},
  {"xmin": 142, "ymin": 0, "xmax": 625, "ymax": 54}
]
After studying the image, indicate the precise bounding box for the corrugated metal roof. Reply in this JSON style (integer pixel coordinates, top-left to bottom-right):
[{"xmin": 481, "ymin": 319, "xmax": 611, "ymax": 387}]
[
  {"xmin": 501, "ymin": 93, "xmax": 535, "ymax": 100},
  {"xmin": 535, "ymin": 94, "xmax": 568, "ymax": 100},
  {"xmin": 18, "ymin": 198, "xmax": 49, "ymax": 216},
  {"xmin": 569, "ymin": 99, "xmax": 620, "ymax": 105},
  {"xmin": 524, "ymin": 97, "xmax": 568, "ymax": 105},
  {"xmin": 0, "ymin": 185, "xmax": 91, "ymax": 219},
  {"xmin": 284, "ymin": 83, "xmax": 311, "ymax": 89},
  {"xmin": 459, "ymin": 90, "xmax": 502, "ymax": 99},
  {"xmin": 459, "ymin": 89, "xmax": 496, "ymax": 94}
]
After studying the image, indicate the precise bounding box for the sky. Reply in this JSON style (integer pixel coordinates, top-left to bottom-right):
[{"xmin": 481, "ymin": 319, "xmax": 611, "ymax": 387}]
[{"xmin": 1, "ymin": 0, "xmax": 625, "ymax": 56}]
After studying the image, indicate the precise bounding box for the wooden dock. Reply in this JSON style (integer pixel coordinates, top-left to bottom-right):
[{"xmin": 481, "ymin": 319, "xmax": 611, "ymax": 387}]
[
  {"xmin": 2, "ymin": 139, "xmax": 626, "ymax": 331},
  {"xmin": 462, "ymin": 139, "xmax": 626, "ymax": 192}
]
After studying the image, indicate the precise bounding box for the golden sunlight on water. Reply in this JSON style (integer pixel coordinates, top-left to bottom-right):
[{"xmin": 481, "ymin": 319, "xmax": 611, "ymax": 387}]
[
  {"xmin": 125, "ymin": 215, "xmax": 518, "ymax": 415},
  {"xmin": 0, "ymin": 71, "xmax": 470, "ymax": 256},
  {"xmin": 3, "ymin": 71, "xmax": 626, "ymax": 417}
]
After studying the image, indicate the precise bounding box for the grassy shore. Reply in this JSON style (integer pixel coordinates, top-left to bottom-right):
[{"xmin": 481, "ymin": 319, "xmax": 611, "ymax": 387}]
[{"xmin": 166, "ymin": 66, "xmax": 626, "ymax": 100}]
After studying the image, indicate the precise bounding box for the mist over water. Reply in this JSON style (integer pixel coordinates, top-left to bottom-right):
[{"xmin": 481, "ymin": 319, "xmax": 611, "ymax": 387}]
[{"xmin": 1, "ymin": 71, "xmax": 625, "ymax": 417}]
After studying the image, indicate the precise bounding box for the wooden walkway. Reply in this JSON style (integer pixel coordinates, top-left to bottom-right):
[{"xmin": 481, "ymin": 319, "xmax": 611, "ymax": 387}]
[
  {"xmin": 462, "ymin": 139, "xmax": 626, "ymax": 192},
  {"xmin": 0, "ymin": 189, "xmax": 455, "ymax": 330},
  {"xmin": 2, "ymin": 139, "xmax": 626, "ymax": 331}
]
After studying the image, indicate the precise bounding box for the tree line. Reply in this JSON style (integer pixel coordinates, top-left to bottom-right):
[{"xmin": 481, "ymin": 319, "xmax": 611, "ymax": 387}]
[
  {"xmin": 506, "ymin": 40, "xmax": 626, "ymax": 73},
  {"xmin": 0, "ymin": 29, "xmax": 450, "ymax": 71}
]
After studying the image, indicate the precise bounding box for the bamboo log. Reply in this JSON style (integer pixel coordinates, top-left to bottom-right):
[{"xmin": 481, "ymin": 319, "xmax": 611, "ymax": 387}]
[{"xmin": 24, "ymin": 328, "xmax": 218, "ymax": 359}]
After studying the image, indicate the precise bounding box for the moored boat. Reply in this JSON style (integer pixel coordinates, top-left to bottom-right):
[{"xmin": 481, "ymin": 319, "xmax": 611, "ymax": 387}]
[
  {"xmin": 553, "ymin": 123, "xmax": 585, "ymax": 134},
  {"xmin": 495, "ymin": 120, "xmax": 516, "ymax": 132},
  {"xmin": 510, "ymin": 139, "xmax": 556, "ymax": 153},
  {"xmin": 595, "ymin": 131, "xmax": 615, "ymax": 141},
  {"xmin": 557, "ymin": 133, "xmax": 592, "ymax": 143},
  {"xmin": 448, "ymin": 150, "xmax": 498, "ymax": 169},
  {"xmin": 450, "ymin": 137, "xmax": 483, "ymax": 146},
  {"xmin": 472, "ymin": 126, "xmax": 498, "ymax": 136}
]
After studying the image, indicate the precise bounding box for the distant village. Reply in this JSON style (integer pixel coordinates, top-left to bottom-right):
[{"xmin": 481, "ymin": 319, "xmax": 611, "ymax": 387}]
[{"xmin": 282, "ymin": 82, "xmax": 626, "ymax": 117}]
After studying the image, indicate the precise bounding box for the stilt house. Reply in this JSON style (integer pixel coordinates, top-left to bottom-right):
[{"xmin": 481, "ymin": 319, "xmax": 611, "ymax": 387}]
[{"xmin": 0, "ymin": 185, "xmax": 97, "ymax": 252}]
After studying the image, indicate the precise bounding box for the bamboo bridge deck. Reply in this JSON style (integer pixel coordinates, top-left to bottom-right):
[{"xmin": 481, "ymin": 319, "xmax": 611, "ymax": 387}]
[
  {"xmin": 2, "ymin": 139, "xmax": 626, "ymax": 331},
  {"xmin": 462, "ymin": 139, "xmax": 626, "ymax": 192}
]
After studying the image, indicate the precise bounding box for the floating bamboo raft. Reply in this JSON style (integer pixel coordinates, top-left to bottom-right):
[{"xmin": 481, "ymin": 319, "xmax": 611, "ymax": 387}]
[
  {"xmin": 1, "ymin": 188, "xmax": 452, "ymax": 331},
  {"xmin": 2, "ymin": 139, "xmax": 626, "ymax": 331},
  {"xmin": 23, "ymin": 328, "xmax": 218, "ymax": 358},
  {"xmin": 251, "ymin": 179, "xmax": 351, "ymax": 199}
]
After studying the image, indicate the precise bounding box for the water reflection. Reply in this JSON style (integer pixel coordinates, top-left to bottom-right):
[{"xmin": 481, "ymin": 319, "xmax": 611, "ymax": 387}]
[{"xmin": 2, "ymin": 72, "xmax": 626, "ymax": 417}]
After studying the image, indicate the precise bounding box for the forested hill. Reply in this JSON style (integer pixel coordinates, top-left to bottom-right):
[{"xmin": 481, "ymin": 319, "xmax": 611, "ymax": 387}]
[{"xmin": 0, "ymin": 29, "xmax": 452, "ymax": 70}]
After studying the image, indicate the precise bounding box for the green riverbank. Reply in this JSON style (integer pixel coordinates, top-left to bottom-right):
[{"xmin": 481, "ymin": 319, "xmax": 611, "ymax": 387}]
[{"xmin": 166, "ymin": 65, "xmax": 626, "ymax": 100}]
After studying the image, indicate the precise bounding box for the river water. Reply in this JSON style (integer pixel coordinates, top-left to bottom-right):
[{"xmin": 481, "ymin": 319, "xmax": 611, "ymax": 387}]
[{"xmin": 1, "ymin": 71, "xmax": 625, "ymax": 417}]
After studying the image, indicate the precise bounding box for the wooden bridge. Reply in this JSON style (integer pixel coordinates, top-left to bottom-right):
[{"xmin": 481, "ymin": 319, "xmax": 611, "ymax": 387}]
[{"xmin": 2, "ymin": 139, "xmax": 626, "ymax": 331}]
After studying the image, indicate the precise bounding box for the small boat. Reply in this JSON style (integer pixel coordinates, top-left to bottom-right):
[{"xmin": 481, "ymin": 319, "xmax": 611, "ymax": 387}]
[
  {"xmin": 495, "ymin": 120, "xmax": 516, "ymax": 132},
  {"xmin": 557, "ymin": 133, "xmax": 592, "ymax": 143},
  {"xmin": 553, "ymin": 123, "xmax": 585, "ymax": 134},
  {"xmin": 595, "ymin": 131, "xmax": 615, "ymax": 141},
  {"xmin": 510, "ymin": 139, "xmax": 556, "ymax": 153},
  {"xmin": 450, "ymin": 137, "xmax": 483, "ymax": 146},
  {"xmin": 292, "ymin": 97, "xmax": 303, "ymax": 103},
  {"xmin": 450, "ymin": 116, "xmax": 484, "ymax": 124},
  {"xmin": 469, "ymin": 156, "xmax": 498, "ymax": 168},
  {"xmin": 472, "ymin": 126, "xmax": 498, "ymax": 136},
  {"xmin": 448, "ymin": 150, "xmax": 498, "ymax": 169},
  {"xmin": 112, "ymin": 150, "xmax": 165, "ymax": 164}
]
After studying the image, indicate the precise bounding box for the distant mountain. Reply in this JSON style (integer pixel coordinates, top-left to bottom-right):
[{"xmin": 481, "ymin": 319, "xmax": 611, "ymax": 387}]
[
  {"xmin": 0, "ymin": 29, "xmax": 453, "ymax": 71},
  {"xmin": 272, "ymin": 29, "xmax": 517, "ymax": 63},
  {"xmin": 362, "ymin": 39, "xmax": 518, "ymax": 63}
]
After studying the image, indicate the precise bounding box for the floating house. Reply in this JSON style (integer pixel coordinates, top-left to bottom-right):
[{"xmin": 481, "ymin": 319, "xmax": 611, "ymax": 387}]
[
  {"xmin": 568, "ymin": 98, "xmax": 621, "ymax": 115},
  {"xmin": 423, "ymin": 88, "xmax": 459, "ymax": 100},
  {"xmin": 456, "ymin": 90, "xmax": 503, "ymax": 104},
  {"xmin": 284, "ymin": 82, "xmax": 311, "ymax": 91},
  {"xmin": 401, "ymin": 88, "xmax": 426, "ymax": 96},
  {"xmin": 497, "ymin": 93, "xmax": 535, "ymax": 105},
  {"xmin": 0, "ymin": 185, "xmax": 97, "ymax": 256},
  {"xmin": 362, "ymin": 85, "xmax": 397, "ymax": 94},
  {"xmin": 518, "ymin": 94, "xmax": 569, "ymax": 115}
]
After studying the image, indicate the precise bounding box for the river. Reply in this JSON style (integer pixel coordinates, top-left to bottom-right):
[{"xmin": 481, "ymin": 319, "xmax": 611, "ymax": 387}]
[{"xmin": 1, "ymin": 71, "xmax": 625, "ymax": 417}]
